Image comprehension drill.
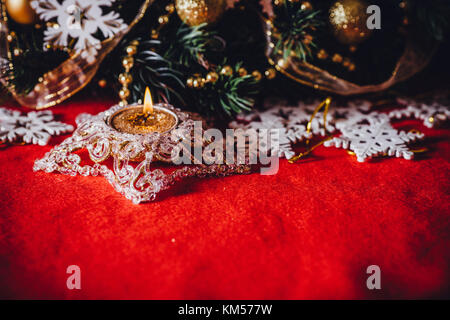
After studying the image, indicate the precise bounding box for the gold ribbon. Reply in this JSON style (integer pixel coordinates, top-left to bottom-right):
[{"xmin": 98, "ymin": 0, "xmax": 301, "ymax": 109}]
[
  {"xmin": 289, "ymin": 101, "xmax": 428, "ymax": 163},
  {"xmin": 0, "ymin": 0, "xmax": 152, "ymax": 110},
  {"xmin": 288, "ymin": 97, "xmax": 332, "ymax": 163},
  {"xmin": 264, "ymin": 19, "xmax": 438, "ymax": 96}
]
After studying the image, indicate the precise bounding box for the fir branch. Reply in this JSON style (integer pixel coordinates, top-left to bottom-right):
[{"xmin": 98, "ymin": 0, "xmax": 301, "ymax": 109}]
[
  {"xmin": 163, "ymin": 23, "xmax": 215, "ymax": 67},
  {"xmin": 272, "ymin": 1, "xmax": 322, "ymax": 61},
  {"xmin": 409, "ymin": 0, "xmax": 450, "ymax": 41},
  {"xmin": 190, "ymin": 63, "xmax": 259, "ymax": 117},
  {"xmin": 128, "ymin": 39, "xmax": 185, "ymax": 104}
]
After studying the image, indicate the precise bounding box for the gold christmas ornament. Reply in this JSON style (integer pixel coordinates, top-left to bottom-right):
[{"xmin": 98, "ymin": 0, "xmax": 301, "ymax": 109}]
[
  {"xmin": 175, "ymin": 0, "xmax": 226, "ymax": 26},
  {"xmin": 264, "ymin": 14, "xmax": 437, "ymax": 95},
  {"xmin": 5, "ymin": 0, "xmax": 36, "ymax": 25},
  {"xmin": 329, "ymin": 0, "xmax": 372, "ymax": 45}
]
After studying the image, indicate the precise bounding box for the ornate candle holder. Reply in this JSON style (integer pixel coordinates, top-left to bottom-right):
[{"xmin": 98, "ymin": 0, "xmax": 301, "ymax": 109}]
[{"xmin": 34, "ymin": 102, "xmax": 251, "ymax": 204}]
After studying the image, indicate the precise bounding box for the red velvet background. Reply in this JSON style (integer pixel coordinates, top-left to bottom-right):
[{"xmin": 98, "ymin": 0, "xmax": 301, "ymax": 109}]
[{"xmin": 0, "ymin": 97, "xmax": 449, "ymax": 299}]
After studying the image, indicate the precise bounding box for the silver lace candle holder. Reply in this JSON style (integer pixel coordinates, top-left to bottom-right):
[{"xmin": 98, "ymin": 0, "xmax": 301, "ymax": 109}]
[{"xmin": 34, "ymin": 103, "xmax": 251, "ymax": 204}]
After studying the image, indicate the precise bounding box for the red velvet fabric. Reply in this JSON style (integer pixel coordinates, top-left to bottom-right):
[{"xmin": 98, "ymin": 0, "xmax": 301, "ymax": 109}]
[{"xmin": 0, "ymin": 97, "xmax": 449, "ymax": 299}]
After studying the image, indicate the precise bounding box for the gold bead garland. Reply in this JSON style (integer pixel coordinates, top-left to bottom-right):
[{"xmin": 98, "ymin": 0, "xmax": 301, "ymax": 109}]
[
  {"xmin": 148, "ymin": 2, "xmax": 272, "ymax": 93},
  {"xmin": 185, "ymin": 66, "xmax": 277, "ymax": 89},
  {"xmin": 252, "ymin": 70, "xmax": 263, "ymax": 81},
  {"xmin": 237, "ymin": 67, "xmax": 247, "ymax": 77},
  {"xmin": 151, "ymin": 3, "xmax": 175, "ymax": 39},
  {"xmin": 317, "ymin": 49, "xmax": 356, "ymax": 72},
  {"xmin": 118, "ymin": 40, "xmax": 139, "ymax": 106},
  {"xmin": 219, "ymin": 65, "xmax": 233, "ymax": 77},
  {"xmin": 270, "ymin": 1, "xmax": 358, "ymax": 73},
  {"xmin": 131, "ymin": 1, "xmax": 175, "ymax": 112},
  {"xmin": 206, "ymin": 71, "xmax": 219, "ymax": 83},
  {"xmin": 264, "ymin": 68, "xmax": 277, "ymax": 80}
]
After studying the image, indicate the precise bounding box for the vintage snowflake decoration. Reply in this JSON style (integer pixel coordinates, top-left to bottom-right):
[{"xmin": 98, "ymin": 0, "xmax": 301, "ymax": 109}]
[
  {"xmin": 31, "ymin": 0, "xmax": 127, "ymax": 59},
  {"xmin": 324, "ymin": 114, "xmax": 424, "ymax": 162},
  {"xmin": 331, "ymin": 100, "xmax": 373, "ymax": 130},
  {"xmin": 0, "ymin": 108, "xmax": 73, "ymax": 146},
  {"xmin": 229, "ymin": 100, "xmax": 339, "ymax": 158},
  {"xmin": 229, "ymin": 98, "xmax": 438, "ymax": 163},
  {"xmin": 285, "ymin": 101, "xmax": 336, "ymax": 136},
  {"xmin": 390, "ymin": 98, "xmax": 450, "ymax": 128}
]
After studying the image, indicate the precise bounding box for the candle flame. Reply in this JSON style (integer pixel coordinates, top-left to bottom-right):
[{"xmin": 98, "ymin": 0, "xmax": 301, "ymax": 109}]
[{"xmin": 143, "ymin": 87, "xmax": 153, "ymax": 114}]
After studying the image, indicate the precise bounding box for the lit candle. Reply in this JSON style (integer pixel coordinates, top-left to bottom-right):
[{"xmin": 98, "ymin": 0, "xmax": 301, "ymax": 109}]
[
  {"xmin": 110, "ymin": 87, "xmax": 178, "ymax": 134},
  {"xmin": 143, "ymin": 86, "xmax": 153, "ymax": 114}
]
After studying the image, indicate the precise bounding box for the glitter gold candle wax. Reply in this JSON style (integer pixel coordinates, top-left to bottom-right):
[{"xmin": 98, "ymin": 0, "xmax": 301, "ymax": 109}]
[{"xmin": 111, "ymin": 87, "xmax": 178, "ymax": 134}]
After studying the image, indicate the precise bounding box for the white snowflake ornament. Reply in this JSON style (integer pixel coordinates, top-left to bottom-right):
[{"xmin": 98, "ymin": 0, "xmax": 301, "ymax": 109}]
[
  {"xmin": 0, "ymin": 108, "xmax": 73, "ymax": 146},
  {"xmin": 229, "ymin": 105, "xmax": 316, "ymax": 159},
  {"xmin": 286, "ymin": 101, "xmax": 336, "ymax": 136},
  {"xmin": 324, "ymin": 115, "xmax": 424, "ymax": 162},
  {"xmin": 390, "ymin": 99, "xmax": 450, "ymax": 128},
  {"xmin": 229, "ymin": 99, "xmax": 341, "ymax": 159},
  {"xmin": 31, "ymin": 0, "xmax": 127, "ymax": 59},
  {"xmin": 331, "ymin": 100, "xmax": 373, "ymax": 130}
]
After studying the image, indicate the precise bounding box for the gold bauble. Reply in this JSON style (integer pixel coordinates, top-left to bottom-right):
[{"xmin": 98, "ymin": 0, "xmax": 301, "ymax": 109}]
[
  {"xmin": 329, "ymin": 0, "xmax": 372, "ymax": 45},
  {"xmin": 175, "ymin": 0, "xmax": 226, "ymax": 26},
  {"xmin": 5, "ymin": 0, "xmax": 36, "ymax": 25}
]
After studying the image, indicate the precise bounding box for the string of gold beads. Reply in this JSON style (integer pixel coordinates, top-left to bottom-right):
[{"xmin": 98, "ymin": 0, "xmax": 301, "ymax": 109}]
[
  {"xmin": 268, "ymin": 1, "xmax": 315, "ymax": 60},
  {"xmin": 316, "ymin": 49, "xmax": 356, "ymax": 72},
  {"xmin": 185, "ymin": 65, "xmax": 277, "ymax": 89},
  {"xmin": 151, "ymin": 3, "xmax": 175, "ymax": 39},
  {"xmin": 118, "ymin": 40, "xmax": 139, "ymax": 106}
]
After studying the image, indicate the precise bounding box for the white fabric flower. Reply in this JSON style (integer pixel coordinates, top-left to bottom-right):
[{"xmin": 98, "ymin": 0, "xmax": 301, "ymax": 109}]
[{"xmin": 31, "ymin": 0, "xmax": 127, "ymax": 57}]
